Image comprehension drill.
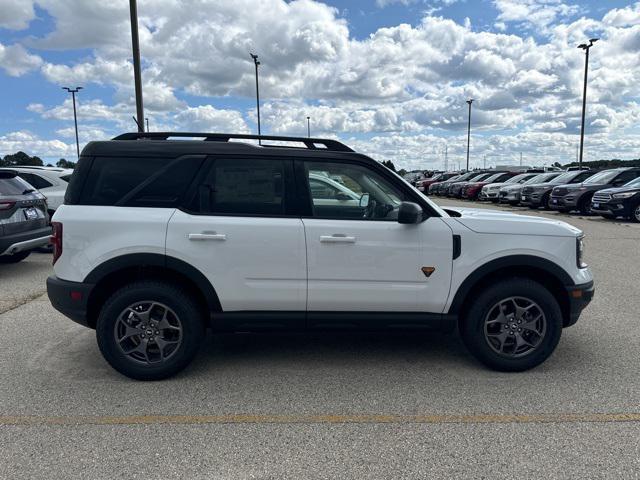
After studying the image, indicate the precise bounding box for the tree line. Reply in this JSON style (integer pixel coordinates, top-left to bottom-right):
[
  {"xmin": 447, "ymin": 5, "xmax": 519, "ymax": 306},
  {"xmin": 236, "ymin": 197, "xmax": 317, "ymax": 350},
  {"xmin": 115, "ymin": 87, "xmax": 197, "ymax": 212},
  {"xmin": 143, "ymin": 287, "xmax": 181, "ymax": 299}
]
[{"xmin": 0, "ymin": 151, "xmax": 76, "ymax": 169}]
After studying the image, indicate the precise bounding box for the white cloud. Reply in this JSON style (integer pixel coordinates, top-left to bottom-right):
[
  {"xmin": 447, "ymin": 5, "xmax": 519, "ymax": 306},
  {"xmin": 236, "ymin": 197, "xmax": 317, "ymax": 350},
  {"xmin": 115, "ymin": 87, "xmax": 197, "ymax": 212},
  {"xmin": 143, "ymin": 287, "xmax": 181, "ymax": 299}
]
[
  {"xmin": 494, "ymin": 0, "xmax": 579, "ymax": 31},
  {"xmin": 0, "ymin": 0, "xmax": 35, "ymax": 30},
  {"xmin": 0, "ymin": 131, "xmax": 75, "ymax": 159},
  {"xmin": 0, "ymin": 42, "xmax": 42, "ymax": 76}
]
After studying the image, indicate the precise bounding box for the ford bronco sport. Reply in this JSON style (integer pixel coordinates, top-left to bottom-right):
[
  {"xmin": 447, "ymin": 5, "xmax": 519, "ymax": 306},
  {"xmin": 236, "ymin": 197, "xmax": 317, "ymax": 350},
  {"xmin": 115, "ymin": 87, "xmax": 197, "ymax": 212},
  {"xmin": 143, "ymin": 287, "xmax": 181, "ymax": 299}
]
[{"xmin": 47, "ymin": 132, "xmax": 594, "ymax": 380}]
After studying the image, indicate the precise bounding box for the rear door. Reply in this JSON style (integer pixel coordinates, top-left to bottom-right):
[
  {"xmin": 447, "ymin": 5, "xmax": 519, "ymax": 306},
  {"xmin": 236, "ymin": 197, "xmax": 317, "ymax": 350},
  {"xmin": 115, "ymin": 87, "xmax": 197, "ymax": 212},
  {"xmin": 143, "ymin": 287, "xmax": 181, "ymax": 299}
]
[{"xmin": 166, "ymin": 156, "xmax": 307, "ymax": 313}]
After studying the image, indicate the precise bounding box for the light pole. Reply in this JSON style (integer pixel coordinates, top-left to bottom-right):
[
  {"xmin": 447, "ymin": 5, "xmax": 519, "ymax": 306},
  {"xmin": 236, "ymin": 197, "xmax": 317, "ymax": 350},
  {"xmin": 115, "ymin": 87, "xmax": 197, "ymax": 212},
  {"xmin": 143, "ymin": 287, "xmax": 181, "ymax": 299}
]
[
  {"xmin": 62, "ymin": 87, "xmax": 82, "ymax": 159},
  {"xmin": 145, "ymin": 117, "xmax": 149, "ymax": 132},
  {"xmin": 250, "ymin": 53, "xmax": 261, "ymax": 141},
  {"xmin": 466, "ymin": 99, "xmax": 473, "ymax": 171},
  {"xmin": 306, "ymin": 116, "xmax": 310, "ymax": 138},
  {"xmin": 577, "ymin": 38, "xmax": 598, "ymax": 169},
  {"xmin": 129, "ymin": 0, "xmax": 144, "ymax": 132}
]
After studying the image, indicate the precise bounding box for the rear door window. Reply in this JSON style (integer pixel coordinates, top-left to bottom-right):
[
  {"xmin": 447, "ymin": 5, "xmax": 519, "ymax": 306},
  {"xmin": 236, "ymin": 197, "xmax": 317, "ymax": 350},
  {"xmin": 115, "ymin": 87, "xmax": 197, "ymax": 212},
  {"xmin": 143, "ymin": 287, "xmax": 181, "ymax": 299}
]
[
  {"xmin": 189, "ymin": 157, "xmax": 289, "ymax": 216},
  {"xmin": 18, "ymin": 173, "xmax": 53, "ymax": 190}
]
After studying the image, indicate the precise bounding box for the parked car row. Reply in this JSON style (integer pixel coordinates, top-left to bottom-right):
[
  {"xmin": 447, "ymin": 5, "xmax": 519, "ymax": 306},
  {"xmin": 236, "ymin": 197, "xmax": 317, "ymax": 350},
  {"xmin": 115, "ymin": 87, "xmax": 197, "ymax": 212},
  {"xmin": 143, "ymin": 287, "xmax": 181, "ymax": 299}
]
[{"xmin": 426, "ymin": 167, "xmax": 640, "ymax": 222}]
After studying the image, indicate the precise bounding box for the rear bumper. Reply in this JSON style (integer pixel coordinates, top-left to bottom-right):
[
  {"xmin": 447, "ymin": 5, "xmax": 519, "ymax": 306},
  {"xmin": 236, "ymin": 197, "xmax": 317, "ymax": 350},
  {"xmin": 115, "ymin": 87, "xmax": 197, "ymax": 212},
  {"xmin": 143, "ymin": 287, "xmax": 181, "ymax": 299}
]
[
  {"xmin": 46, "ymin": 276, "xmax": 95, "ymax": 328},
  {"xmin": 565, "ymin": 280, "xmax": 594, "ymax": 327},
  {"xmin": 0, "ymin": 227, "xmax": 51, "ymax": 256}
]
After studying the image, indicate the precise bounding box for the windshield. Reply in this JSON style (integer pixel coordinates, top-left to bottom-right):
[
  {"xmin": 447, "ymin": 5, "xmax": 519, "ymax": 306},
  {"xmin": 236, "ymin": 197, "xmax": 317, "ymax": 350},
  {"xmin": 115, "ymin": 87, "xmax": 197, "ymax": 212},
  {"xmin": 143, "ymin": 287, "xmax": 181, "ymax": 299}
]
[
  {"xmin": 503, "ymin": 173, "xmax": 528, "ymax": 184},
  {"xmin": 583, "ymin": 170, "xmax": 620, "ymax": 184},
  {"xmin": 468, "ymin": 173, "xmax": 491, "ymax": 182},
  {"xmin": 623, "ymin": 177, "xmax": 640, "ymax": 188},
  {"xmin": 524, "ymin": 173, "xmax": 557, "ymax": 184},
  {"xmin": 548, "ymin": 172, "xmax": 578, "ymax": 185},
  {"xmin": 481, "ymin": 173, "xmax": 504, "ymax": 183}
]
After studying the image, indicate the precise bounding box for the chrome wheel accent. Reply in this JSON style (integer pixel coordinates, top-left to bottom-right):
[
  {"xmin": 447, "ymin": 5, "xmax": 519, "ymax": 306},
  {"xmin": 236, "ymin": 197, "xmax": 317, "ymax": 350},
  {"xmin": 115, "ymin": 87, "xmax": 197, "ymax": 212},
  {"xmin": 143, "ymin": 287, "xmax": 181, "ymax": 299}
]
[
  {"xmin": 635, "ymin": 205, "xmax": 640, "ymax": 222},
  {"xmin": 114, "ymin": 301, "xmax": 183, "ymax": 364},
  {"xmin": 484, "ymin": 296, "xmax": 546, "ymax": 358}
]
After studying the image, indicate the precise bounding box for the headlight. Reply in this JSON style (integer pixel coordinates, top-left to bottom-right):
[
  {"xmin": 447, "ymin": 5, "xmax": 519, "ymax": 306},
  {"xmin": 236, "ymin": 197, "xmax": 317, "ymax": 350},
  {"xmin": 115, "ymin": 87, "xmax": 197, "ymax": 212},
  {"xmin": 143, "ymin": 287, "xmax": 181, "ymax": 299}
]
[
  {"xmin": 577, "ymin": 235, "xmax": 587, "ymax": 268},
  {"xmin": 612, "ymin": 191, "xmax": 638, "ymax": 199}
]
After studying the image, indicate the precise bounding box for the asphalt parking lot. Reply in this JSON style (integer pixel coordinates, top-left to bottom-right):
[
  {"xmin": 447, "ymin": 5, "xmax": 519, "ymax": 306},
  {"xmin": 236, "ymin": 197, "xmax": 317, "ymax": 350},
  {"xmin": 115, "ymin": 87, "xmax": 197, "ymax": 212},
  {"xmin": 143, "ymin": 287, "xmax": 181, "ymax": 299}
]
[{"xmin": 1, "ymin": 203, "xmax": 639, "ymax": 479}]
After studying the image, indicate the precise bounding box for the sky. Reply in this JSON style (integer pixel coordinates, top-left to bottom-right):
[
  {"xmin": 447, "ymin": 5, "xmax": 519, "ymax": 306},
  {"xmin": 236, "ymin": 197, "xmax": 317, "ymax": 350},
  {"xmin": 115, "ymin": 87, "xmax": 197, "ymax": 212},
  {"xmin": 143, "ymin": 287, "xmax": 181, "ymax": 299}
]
[{"xmin": 0, "ymin": 0, "xmax": 639, "ymax": 170}]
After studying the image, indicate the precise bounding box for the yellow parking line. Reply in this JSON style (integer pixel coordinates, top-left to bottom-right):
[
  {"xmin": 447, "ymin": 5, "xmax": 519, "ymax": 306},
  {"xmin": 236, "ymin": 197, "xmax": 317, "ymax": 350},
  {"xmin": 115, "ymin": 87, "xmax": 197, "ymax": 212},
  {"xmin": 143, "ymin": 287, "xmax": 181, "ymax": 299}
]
[{"xmin": 1, "ymin": 413, "xmax": 639, "ymax": 426}]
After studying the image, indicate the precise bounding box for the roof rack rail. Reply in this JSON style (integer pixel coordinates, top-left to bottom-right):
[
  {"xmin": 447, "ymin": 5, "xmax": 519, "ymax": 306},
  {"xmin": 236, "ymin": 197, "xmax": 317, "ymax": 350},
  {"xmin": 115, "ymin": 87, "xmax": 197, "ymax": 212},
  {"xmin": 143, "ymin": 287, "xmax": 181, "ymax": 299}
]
[{"xmin": 112, "ymin": 132, "xmax": 354, "ymax": 153}]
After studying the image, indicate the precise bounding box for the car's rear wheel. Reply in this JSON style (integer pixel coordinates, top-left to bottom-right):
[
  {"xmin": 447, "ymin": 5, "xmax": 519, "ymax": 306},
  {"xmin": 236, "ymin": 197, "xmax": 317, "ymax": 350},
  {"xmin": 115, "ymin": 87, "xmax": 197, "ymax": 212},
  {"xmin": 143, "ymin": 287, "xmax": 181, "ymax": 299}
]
[
  {"xmin": 96, "ymin": 281, "xmax": 205, "ymax": 380},
  {"xmin": 460, "ymin": 278, "xmax": 562, "ymax": 372},
  {"xmin": 578, "ymin": 195, "xmax": 593, "ymax": 215},
  {"xmin": 0, "ymin": 251, "xmax": 31, "ymax": 264}
]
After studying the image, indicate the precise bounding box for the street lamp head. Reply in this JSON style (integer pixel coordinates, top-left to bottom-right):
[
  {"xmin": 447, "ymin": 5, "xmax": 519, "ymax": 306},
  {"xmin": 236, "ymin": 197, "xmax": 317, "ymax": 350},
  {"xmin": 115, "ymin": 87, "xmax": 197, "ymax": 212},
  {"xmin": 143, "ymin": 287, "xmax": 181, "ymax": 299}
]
[
  {"xmin": 578, "ymin": 44, "xmax": 588, "ymax": 49},
  {"xmin": 589, "ymin": 38, "xmax": 599, "ymax": 44},
  {"xmin": 77, "ymin": 86, "xmax": 83, "ymax": 90},
  {"xmin": 250, "ymin": 53, "xmax": 260, "ymax": 65},
  {"xmin": 466, "ymin": 99, "xmax": 474, "ymax": 105}
]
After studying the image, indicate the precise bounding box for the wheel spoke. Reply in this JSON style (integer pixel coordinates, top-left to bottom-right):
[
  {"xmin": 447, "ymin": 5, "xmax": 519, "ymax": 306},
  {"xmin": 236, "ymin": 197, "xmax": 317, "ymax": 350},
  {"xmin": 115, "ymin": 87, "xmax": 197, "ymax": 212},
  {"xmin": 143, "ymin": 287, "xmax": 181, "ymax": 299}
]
[
  {"xmin": 487, "ymin": 331, "xmax": 509, "ymax": 352},
  {"xmin": 122, "ymin": 339, "xmax": 150, "ymax": 362},
  {"xmin": 515, "ymin": 334, "xmax": 535, "ymax": 349},
  {"xmin": 157, "ymin": 312, "xmax": 180, "ymax": 331},
  {"xmin": 117, "ymin": 324, "xmax": 144, "ymax": 342}
]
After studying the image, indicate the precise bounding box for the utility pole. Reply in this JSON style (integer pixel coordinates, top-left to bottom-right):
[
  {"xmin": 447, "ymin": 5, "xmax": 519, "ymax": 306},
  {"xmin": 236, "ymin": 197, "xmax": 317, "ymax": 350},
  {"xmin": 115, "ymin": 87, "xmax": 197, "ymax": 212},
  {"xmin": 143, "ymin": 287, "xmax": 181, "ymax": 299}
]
[
  {"xmin": 577, "ymin": 38, "xmax": 598, "ymax": 169},
  {"xmin": 129, "ymin": 0, "xmax": 144, "ymax": 132},
  {"xmin": 444, "ymin": 144, "xmax": 448, "ymax": 171},
  {"xmin": 520, "ymin": 152, "xmax": 523, "ymax": 167},
  {"xmin": 483, "ymin": 154, "xmax": 486, "ymax": 169},
  {"xmin": 62, "ymin": 87, "xmax": 82, "ymax": 158},
  {"xmin": 307, "ymin": 116, "xmax": 310, "ymax": 138},
  {"xmin": 466, "ymin": 99, "xmax": 473, "ymax": 171},
  {"xmin": 250, "ymin": 53, "xmax": 261, "ymax": 142}
]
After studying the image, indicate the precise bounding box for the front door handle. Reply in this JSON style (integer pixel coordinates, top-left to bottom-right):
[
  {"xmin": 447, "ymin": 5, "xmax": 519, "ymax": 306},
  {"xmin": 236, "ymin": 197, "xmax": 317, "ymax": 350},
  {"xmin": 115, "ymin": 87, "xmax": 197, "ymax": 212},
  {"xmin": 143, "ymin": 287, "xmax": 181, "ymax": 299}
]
[
  {"xmin": 320, "ymin": 234, "xmax": 356, "ymax": 244},
  {"xmin": 188, "ymin": 233, "xmax": 227, "ymax": 241}
]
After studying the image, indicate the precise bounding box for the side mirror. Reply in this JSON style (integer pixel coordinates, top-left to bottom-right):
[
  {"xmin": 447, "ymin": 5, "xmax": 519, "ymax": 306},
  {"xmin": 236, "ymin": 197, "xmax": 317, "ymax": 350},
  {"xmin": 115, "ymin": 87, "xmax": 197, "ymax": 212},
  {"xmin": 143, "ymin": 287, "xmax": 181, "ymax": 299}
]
[
  {"xmin": 398, "ymin": 202, "xmax": 423, "ymax": 224},
  {"xmin": 359, "ymin": 193, "xmax": 370, "ymax": 208}
]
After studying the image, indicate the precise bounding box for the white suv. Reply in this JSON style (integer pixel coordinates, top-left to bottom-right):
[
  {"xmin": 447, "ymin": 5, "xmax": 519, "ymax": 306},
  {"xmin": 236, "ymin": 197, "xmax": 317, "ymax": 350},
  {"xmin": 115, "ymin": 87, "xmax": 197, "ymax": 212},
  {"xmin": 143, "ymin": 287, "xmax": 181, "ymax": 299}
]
[{"xmin": 47, "ymin": 133, "xmax": 594, "ymax": 380}]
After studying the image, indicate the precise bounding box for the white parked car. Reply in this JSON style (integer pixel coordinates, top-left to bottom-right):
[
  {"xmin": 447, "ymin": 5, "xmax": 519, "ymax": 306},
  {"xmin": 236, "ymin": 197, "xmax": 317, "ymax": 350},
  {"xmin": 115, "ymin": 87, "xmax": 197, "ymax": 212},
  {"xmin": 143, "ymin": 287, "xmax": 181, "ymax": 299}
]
[
  {"xmin": 47, "ymin": 132, "xmax": 594, "ymax": 380},
  {"xmin": 1, "ymin": 166, "xmax": 73, "ymax": 214}
]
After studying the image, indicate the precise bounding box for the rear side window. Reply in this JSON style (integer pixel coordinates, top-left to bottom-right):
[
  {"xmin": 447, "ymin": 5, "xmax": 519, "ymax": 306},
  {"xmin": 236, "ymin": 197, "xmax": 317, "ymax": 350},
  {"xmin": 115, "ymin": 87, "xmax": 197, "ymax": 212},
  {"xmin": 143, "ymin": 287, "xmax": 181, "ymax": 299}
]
[
  {"xmin": 19, "ymin": 173, "xmax": 53, "ymax": 190},
  {"xmin": 190, "ymin": 158, "xmax": 286, "ymax": 216},
  {"xmin": 79, "ymin": 156, "xmax": 204, "ymax": 207},
  {"xmin": 0, "ymin": 175, "xmax": 32, "ymax": 196}
]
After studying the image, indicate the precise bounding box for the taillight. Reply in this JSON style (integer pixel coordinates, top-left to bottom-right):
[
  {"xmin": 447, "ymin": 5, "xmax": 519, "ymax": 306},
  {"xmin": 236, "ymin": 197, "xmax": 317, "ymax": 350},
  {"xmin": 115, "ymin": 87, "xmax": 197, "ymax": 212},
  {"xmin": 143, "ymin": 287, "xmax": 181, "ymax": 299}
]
[
  {"xmin": 0, "ymin": 201, "xmax": 16, "ymax": 210},
  {"xmin": 51, "ymin": 222, "xmax": 63, "ymax": 265}
]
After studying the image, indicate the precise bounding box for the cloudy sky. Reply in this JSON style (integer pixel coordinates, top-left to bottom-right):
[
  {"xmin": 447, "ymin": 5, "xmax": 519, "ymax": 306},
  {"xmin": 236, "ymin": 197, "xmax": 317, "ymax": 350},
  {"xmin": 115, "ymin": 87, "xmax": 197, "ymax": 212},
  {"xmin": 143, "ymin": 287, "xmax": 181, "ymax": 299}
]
[{"xmin": 0, "ymin": 0, "xmax": 639, "ymax": 169}]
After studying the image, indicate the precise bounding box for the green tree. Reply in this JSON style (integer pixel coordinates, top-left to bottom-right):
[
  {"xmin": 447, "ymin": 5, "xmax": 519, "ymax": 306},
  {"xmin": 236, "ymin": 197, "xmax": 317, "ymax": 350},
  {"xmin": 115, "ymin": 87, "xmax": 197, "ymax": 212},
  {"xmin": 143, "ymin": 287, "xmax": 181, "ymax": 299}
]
[
  {"xmin": 1, "ymin": 151, "xmax": 44, "ymax": 167},
  {"xmin": 381, "ymin": 160, "xmax": 397, "ymax": 172},
  {"xmin": 56, "ymin": 158, "xmax": 76, "ymax": 168}
]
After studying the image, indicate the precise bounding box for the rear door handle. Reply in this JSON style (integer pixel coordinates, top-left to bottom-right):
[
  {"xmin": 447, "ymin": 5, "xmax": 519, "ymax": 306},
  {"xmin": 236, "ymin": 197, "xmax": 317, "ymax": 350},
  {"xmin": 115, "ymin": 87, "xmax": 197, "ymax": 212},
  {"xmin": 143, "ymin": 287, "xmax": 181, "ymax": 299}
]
[
  {"xmin": 188, "ymin": 233, "xmax": 227, "ymax": 241},
  {"xmin": 320, "ymin": 234, "xmax": 356, "ymax": 244}
]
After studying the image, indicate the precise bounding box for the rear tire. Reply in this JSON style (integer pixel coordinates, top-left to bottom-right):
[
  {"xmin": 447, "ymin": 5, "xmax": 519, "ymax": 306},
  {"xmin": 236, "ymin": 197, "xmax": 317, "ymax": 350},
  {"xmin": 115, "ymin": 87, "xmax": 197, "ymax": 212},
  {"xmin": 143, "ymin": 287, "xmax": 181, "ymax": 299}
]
[
  {"xmin": 0, "ymin": 251, "xmax": 31, "ymax": 264},
  {"xmin": 96, "ymin": 281, "xmax": 205, "ymax": 380},
  {"xmin": 631, "ymin": 203, "xmax": 640, "ymax": 223},
  {"xmin": 542, "ymin": 193, "xmax": 552, "ymax": 210},
  {"xmin": 460, "ymin": 278, "xmax": 562, "ymax": 372}
]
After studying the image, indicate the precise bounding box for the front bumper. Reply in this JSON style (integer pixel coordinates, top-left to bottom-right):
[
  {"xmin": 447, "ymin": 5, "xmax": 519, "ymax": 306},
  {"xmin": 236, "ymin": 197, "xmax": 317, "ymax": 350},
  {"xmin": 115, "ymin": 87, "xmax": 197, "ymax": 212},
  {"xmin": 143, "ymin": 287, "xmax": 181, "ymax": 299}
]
[
  {"xmin": 590, "ymin": 199, "xmax": 635, "ymax": 218},
  {"xmin": 520, "ymin": 192, "xmax": 544, "ymax": 207},
  {"xmin": 0, "ymin": 226, "xmax": 51, "ymax": 256},
  {"xmin": 549, "ymin": 194, "xmax": 579, "ymax": 210},
  {"xmin": 47, "ymin": 276, "xmax": 95, "ymax": 328},
  {"xmin": 499, "ymin": 191, "xmax": 521, "ymax": 203},
  {"xmin": 565, "ymin": 280, "xmax": 594, "ymax": 327}
]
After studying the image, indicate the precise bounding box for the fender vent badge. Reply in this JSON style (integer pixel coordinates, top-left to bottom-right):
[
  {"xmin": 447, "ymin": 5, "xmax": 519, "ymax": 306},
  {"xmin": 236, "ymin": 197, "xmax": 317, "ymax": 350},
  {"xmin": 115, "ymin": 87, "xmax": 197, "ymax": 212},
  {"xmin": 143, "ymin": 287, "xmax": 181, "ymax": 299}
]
[{"xmin": 421, "ymin": 266, "xmax": 435, "ymax": 278}]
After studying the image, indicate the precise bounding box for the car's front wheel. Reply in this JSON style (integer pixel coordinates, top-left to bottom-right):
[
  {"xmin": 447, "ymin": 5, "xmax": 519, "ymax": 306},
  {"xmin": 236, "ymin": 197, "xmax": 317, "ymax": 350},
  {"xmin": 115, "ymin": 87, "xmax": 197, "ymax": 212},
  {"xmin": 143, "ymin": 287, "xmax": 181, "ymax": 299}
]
[
  {"xmin": 96, "ymin": 281, "xmax": 205, "ymax": 380},
  {"xmin": 460, "ymin": 278, "xmax": 562, "ymax": 372},
  {"xmin": 631, "ymin": 203, "xmax": 640, "ymax": 223}
]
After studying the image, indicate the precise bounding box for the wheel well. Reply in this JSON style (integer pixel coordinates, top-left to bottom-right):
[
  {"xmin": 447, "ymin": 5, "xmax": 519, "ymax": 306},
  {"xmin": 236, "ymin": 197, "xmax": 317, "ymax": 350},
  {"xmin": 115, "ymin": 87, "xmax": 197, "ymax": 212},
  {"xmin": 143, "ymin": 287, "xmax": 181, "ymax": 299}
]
[
  {"xmin": 86, "ymin": 266, "xmax": 216, "ymax": 328},
  {"xmin": 454, "ymin": 266, "xmax": 570, "ymax": 328}
]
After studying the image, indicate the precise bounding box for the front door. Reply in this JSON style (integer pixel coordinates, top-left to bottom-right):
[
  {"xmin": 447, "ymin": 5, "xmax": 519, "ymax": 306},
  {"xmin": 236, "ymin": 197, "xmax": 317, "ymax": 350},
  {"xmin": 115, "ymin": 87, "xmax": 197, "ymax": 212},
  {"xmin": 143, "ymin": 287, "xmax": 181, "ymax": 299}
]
[{"xmin": 300, "ymin": 160, "xmax": 453, "ymax": 314}]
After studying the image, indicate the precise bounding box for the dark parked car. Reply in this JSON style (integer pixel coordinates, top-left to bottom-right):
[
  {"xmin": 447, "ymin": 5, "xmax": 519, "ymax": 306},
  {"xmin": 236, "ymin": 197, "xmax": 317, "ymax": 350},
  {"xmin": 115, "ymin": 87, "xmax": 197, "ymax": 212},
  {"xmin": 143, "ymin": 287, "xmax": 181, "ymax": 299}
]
[
  {"xmin": 499, "ymin": 172, "xmax": 561, "ymax": 205},
  {"xmin": 591, "ymin": 176, "xmax": 640, "ymax": 222},
  {"xmin": 428, "ymin": 171, "xmax": 475, "ymax": 196},
  {"xmin": 520, "ymin": 170, "xmax": 596, "ymax": 210},
  {"xmin": 0, "ymin": 170, "xmax": 51, "ymax": 264},
  {"xmin": 461, "ymin": 172, "xmax": 514, "ymax": 200},
  {"xmin": 550, "ymin": 168, "xmax": 640, "ymax": 215},
  {"xmin": 416, "ymin": 172, "xmax": 459, "ymax": 193},
  {"xmin": 447, "ymin": 172, "xmax": 493, "ymax": 198}
]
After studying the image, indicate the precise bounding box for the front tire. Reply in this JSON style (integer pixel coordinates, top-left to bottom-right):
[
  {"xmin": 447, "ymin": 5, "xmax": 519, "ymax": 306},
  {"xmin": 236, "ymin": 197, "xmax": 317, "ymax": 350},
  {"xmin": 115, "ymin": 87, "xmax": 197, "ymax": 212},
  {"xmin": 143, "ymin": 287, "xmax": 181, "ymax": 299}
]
[
  {"xmin": 460, "ymin": 278, "xmax": 562, "ymax": 372},
  {"xmin": 96, "ymin": 281, "xmax": 205, "ymax": 380},
  {"xmin": 631, "ymin": 203, "xmax": 640, "ymax": 223}
]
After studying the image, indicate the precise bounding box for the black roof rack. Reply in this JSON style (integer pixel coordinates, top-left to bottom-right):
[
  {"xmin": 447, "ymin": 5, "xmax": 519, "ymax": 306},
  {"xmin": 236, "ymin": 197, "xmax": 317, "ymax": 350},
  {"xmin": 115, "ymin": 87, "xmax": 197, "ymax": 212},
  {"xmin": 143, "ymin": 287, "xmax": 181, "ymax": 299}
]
[{"xmin": 112, "ymin": 132, "xmax": 354, "ymax": 153}]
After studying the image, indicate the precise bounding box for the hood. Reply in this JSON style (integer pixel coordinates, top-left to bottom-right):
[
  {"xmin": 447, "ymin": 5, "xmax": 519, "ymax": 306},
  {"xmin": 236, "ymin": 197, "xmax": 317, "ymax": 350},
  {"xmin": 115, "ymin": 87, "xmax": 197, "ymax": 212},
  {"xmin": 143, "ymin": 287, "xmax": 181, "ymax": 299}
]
[
  {"xmin": 483, "ymin": 182, "xmax": 506, "ymax": 189},
  {"xmin": 500, "ymin": 184, "xmax": 524, "ymax": 192},
  {"xmin": 563, "ymin": 182, "xmax": 605, "ymax": 191},
  {"xmin": 597, "ymin": 185, "xmax": 640, "ymax": 195},
  {"xmin": 444, "ymin": 206, "xmax": 581, "ymax": 238}
]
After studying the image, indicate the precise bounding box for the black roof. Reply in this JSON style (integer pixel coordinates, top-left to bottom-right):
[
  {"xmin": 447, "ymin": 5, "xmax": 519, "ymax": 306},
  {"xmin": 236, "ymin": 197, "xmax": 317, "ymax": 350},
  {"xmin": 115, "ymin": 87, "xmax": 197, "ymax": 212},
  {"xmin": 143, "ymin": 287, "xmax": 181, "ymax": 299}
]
[{"xmin": 82, "ymin": 132, "xmax": 366, "ymax": 161}]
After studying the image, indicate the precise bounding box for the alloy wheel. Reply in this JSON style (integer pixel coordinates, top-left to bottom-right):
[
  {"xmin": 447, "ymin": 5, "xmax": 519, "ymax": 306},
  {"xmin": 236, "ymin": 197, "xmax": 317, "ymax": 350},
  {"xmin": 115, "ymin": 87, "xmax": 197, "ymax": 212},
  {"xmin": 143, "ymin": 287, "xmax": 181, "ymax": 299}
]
[
  {"xmin": 483, "ymin": 296, "xmax": 547, "ymax": 358},
  {"xmin": 114, "ymin": 301, "xmax": 183, "ymax": 364}
]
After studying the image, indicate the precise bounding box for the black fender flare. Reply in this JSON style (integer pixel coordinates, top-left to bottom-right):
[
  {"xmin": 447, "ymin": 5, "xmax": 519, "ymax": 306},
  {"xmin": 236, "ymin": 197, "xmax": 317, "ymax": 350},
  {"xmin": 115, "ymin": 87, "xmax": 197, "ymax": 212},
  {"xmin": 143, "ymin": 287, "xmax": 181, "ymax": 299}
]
[
  {"xmin": 447, "ymin": 255, "xmax": 574, "ymax": 315},
  {"xmin": 84, "ymin": 253, "xmax": 222, "ymax": 312}
]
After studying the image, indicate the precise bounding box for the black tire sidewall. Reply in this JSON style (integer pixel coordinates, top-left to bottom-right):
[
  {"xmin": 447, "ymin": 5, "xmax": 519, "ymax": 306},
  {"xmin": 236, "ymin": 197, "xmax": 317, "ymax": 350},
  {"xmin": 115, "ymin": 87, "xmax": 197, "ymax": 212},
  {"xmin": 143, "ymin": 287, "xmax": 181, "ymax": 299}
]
[
  {"xmin": 460, "ymin": 278, "xmax": 563, "ymax": 372},
  {"xmin": 96, "ymin": 282, "xmax": 205, "ymax": 380},
  {"xmin": 0, "ymin": 251, "xmax": 30, "ymax": 264}
]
